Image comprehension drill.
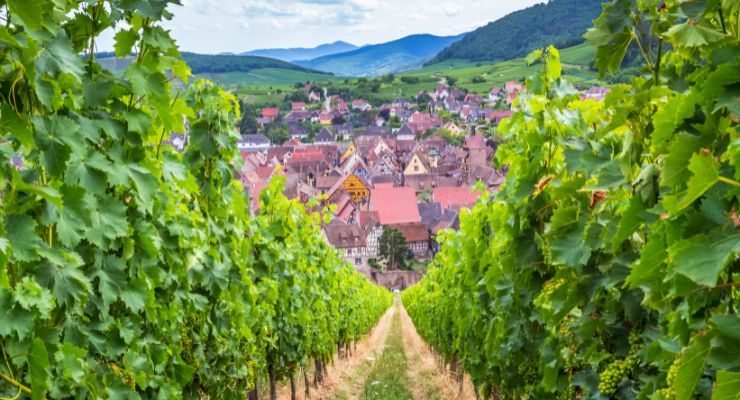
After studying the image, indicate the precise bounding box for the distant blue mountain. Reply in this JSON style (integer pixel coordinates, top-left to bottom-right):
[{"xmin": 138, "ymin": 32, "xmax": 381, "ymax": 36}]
[
  {"xmin": 297, "ymin": 34, "xmax": 465, "ymax": 77},
  {"xmin": 241, "ymin": 41, "xmax": 359, "ymax": 62}
]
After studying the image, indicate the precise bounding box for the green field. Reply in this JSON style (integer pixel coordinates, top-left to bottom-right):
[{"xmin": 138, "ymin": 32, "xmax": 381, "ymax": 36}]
[
  {"xmin": 232, "ymin": 44, "xmax": 602, "ymax": 105},
  {"xmin": 199, "ymin": 68, "xmax": 343, "ymax": 87}
]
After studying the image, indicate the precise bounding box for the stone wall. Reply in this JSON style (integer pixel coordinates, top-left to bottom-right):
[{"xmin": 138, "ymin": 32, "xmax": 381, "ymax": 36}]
[{"xmin": 356, "ymin": 266, "xmax": 424, "ymax": 290}]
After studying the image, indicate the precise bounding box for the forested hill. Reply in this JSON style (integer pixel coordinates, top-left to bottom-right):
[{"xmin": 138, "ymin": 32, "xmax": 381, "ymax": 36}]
[
  {"xmin": 180, "ymin": 53, "xmax": 325, "ymax": 74},
  {"xmin": 428, "ymin": 0, "xmax": 603, "ymax": 64},
  {"xmin": 96, "ymin": 52, "xmax": 327, "ymax": 75}
]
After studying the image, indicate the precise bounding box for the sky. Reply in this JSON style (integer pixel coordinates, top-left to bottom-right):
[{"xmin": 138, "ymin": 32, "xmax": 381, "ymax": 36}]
[{"xmin": 99, "ymin": 0, "xmax": 545, "ymax": 54}]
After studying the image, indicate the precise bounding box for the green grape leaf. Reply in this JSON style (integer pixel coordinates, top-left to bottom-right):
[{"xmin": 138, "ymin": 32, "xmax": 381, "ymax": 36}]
[
  {"xmin": 627, "ymin": 229, "xmax": 667, "ymax": 288},
  {"xmin": 0, "ymin": 289, "xmax": 33, "ymax": 339},
  {"xmin": 667, "ymin": 152, "xmax": 719, "ymax": 214},
  {"xmin": 114, "ymin": 28, "xmax": 139, "ymax": 57},
  {"xmin": 28, "ymin": 338, "xmax": 50, "ymax": 400},
  {"xmin": 664, "ymin": 22, "xmax": 728, "ymax": 48},
  {"xmin": 712, "ymin": 370, "xmax": 740, "ymax": 400},
  {"xmin": 662, "ymin": 132, "xmax": 703, "ymax": 187},
  {"xmin": 55, "ymin": 343, "xmax": 87, "ymax": 383},
  {"xmin": 14, "ymin": 276, "xmax": 55, "ymax": 318},
  {"xmin": 88, "ymin": 199, "xmax": 130, "ymax": 248},
  {"xmin": 652, "ymin": 93, "xmax": 699, "ymax": 154},
  {"xmin": 670, "ymin": 230, "xmax": 740, "ymax": 286},
  {"xmin": 36, "ymin": 33, "xmax": 85, "ymax": 79},
  {"xmin": 6, "ymin": 0, "xmax": 44, "ymax": 30},
  {"xmin": 1, "ymin": 105, "xmax": 33, "ymax": 149},
  {"xmin": 121, "ymin": 279, "xmax": 148, "ymax": 313},
  {"xmin": 593, "ymin": 30, "xmax": 632, "ymax": 77},
  {"xmin": 57, "ymin": 185, "xmax": 95, "ymax": 247},
  {"xmin": 712, "ymin": 316, "xmax": 740, "ymax": 343},
  {"xmin": 5, "ymin": 214, "xmax": 43, "ymax": 262},
  {"xmin": 674, "ymin": 334, "xmax": 711, "ymax": 400}
]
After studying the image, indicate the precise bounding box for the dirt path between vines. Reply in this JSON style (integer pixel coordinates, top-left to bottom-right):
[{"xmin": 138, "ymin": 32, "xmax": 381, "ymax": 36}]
[
  {"xmin": 398, "ymin": 302, "xmax": 477, "ymax": 400},
  {"xmin": 273, "ymin": 304, "xmax": 394, "ymax": 400}
]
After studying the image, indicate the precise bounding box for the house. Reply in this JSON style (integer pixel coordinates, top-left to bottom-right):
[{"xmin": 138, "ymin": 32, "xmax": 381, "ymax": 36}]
[
  {"xmin": 291, "ymin": 102, "xmax": 307, "ymax": 112},
  {"xmin": 582, "ymin": 86, "xmax": 611, "ymax": 102},
  {"xmin": 468, "ymin": 165, "xmax": 506, "ymax": 191},
  {"xmin": 319, "ymin": 110, "xmax": 334, "ymax": 125},
  {"xmin": 404, "ymin": 149, "xmax": 432, "ymax": 176},
  {"xmin": 327, "ymin": 173, "xmax": 371, "ymax": 203},
  {"xmin": 315, "ymin": 128, "xmax": 335, "ymax": 145},
  {"xmin": 433, "ymin": 84, "xmax": 449, "ymax": 100},
  {"xmin": 443, "ymin": 121, "xmax": 465, "ymax": 136},
  {"xmin": 261, "ymin": 107, "xmax": 279, "ymax": 121},
  {"xmin": 360, "ymin": 211, "xmax": 383, "ymax": 258},
  {"xmin": 284, "ymin": 111, "xmax": 311, "ymax": 123},
  {"xmin": 266, "ymin": 146, "xmax": 293, "ymax": 165},
  {"xmin": 287, "ymin": 123, "xmax": 309, "ymax": 139},
  {"xmin": 504, "ymin": 81, "xmax": 525, "ymax": 94},
  {"xmin": 333, "ymin": 123, "xmax": 353, "ymax": 138},
  {"xmin": 370, "ymin": 184, "xmax": 421, "ymax": 225},
  {"xmin": 418, "ymin": 202, "xmax": 443, "ymax": 230},
  {"xmin": 286, "ymin": 151, "xmax": 331, "ymax": 176},
  {"xmin": 433, "ymin": 186, "xmax": 482, "ymax": 210},
  {"xmin": 396, "ymin": 124, "xmax": 416, "ymax": 141},
  {"xmin": 465, "ymin": 134, "xmax": 489, "ymax": 170},
  {"xmin": 464, "ymin": 93, "xmax": 485, "ymax": 104},
  {"xmin": 408, "ymin": 112, "xmax": 434, "ymax": 135},
  {"xmin": 391, "ymin": 223, "xmax": 431, "ymax": 259},
  {"xmin": 486, "ymin": 110, "xmax": 513, "ymax": 126},
  {"xmin": 308, "ymin": 91, "xmax": 321, "ymax": 102},
  {"xmin": 337, "ymin": 101, "xmax": 350, "ymax": 116},
  {"xmin": 323, "ymin": 220, "xmax": 368, "ymax": 266},
  {"xmin": 237, "ymin": 134, "xmax": 270, "ymax": 151},
  {"xmin": 488, "ymin": 87, "xmax": 503, "ymax": 103},
  {"xmin": 352, "ymin": 99, "xmax": 372, "ymax": 111}
]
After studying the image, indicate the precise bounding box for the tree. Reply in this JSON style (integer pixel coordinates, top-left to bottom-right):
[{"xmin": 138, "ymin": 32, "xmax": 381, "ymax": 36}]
[
  {"xmin": 238, "ymin": 101, "xmax": 259, "ymax": 133},
  {"xmin": 378, "ymin": 227, "xmax": 409, "ymax": 270},
  {"xmin": 445, "ymin": 75, "xmax": 458, "ymax": 86}
]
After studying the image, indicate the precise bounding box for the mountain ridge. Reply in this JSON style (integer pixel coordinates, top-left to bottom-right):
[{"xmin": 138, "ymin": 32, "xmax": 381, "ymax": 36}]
[
  {"xmin": 242, "ymin": 41, "xmax": 359, "ymax": 62},
  {"xmin": 298, "ymin": 34, "xmax": 465, "ymax": 77}
]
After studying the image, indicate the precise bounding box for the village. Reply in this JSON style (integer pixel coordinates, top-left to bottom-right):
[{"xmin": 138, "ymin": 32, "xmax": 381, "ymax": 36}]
[{"xmin": 235, "ymin": 80, "xmax": 611, "ymax": 274}]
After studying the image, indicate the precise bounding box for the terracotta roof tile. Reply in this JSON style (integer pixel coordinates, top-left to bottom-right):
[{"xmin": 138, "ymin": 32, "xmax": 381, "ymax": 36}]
[{"xmin": 370, "ymin": 186, "xmax": 420, "ymax": 225}]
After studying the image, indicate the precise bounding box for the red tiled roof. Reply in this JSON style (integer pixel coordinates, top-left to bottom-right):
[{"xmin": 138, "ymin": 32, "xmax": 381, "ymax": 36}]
[
  {"xmin": 465, "ymin": 134, "xmax": 486, "ymax": 149},
  {"xmin": 261, "ymin": 108, "xmax": 279, "ymax": 118},
  {"xmin": 433, "ymin": 186, "xmax": 482, "ymax": 210},
  {"xmin": 391, "ymin": 223, "xmax": 430, "ymax": 242},
  {"xmin": 370, "ymin": 186, "xmax": 420, "ymax": 225},
  {"xmin": 360, "ymin": 210, "xmax": 381, "ymax": 227},
  {"xmin": 256, "ymin": 166, "xmax": 276, "ymax": 180},
  {"xmin": 291, "ymin": 151, "xmax": 324, "ymax": 161}
]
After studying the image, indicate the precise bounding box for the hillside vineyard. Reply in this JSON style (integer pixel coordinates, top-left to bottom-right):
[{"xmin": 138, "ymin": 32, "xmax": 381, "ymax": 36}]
[
  {"xmin": 0, "ymin": 1, "xmax": 739, "ymax": 400},
  {"xmin": 0, "ymin": 1, "xmax": 391, "ymax": 399},
  {"xmin": 404, "ymin": 0, "xmax": 740, "ymax": 399}
]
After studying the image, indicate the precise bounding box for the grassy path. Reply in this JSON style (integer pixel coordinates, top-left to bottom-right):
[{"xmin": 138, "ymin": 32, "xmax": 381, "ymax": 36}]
[
  {"xmin": 272, "ymin": 297, "xmax": 476, "ymax": 400},
  {"xmin": 360, "ymin": 305, "xmax": 414, "ymax": 400}
]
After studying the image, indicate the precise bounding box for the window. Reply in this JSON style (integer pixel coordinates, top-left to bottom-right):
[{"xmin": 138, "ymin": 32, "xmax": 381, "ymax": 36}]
[
  {"xmin": 414, "ymin": 165, "xmax": 419, "ymax": 172},
  {"xmin": 355, "ymin": 257, "xmax": 361, "ymax": 264}
]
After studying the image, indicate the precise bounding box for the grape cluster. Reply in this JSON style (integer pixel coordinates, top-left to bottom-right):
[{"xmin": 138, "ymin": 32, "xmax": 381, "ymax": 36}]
[
  {"xmin": 598, "ymin": 356, "xmax": 638, "ymax": 396},
  {"xmin": 656, "ymin": 361, "xmax": 679, "ymax": 399},
  {"xmin": 557, "ymin": 385, "xmax": 577, "ymax": 400}
]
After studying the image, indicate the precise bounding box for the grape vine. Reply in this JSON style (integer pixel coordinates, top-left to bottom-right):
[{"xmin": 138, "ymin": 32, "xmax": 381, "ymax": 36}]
[
  {"xmin": 0, "ymin": 1, "xmax": 391, "ymax": 399},
  {"xmin": 404, "ymin": 0, "xmax": 739, "ymax": 398}
]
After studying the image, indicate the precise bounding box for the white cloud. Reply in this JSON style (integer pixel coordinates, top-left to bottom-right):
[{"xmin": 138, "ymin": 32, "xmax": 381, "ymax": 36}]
[
  {"xmin": 440, "ymin": 3, "xmax": 462, "ymax": 17},
  {"xmin": 100, "ymin": 0, "xmax": 545, "ymax": 53}
]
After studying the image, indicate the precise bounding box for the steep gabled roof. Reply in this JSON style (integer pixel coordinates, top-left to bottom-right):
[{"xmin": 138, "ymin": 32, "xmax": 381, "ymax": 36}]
[
  {"xmin": 370, "ymin": 185, "xmax": 420, "ymax": 225},
  {"xmin": 433, "ymin": 186, "xmax": 482, "ymax": 210}
]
